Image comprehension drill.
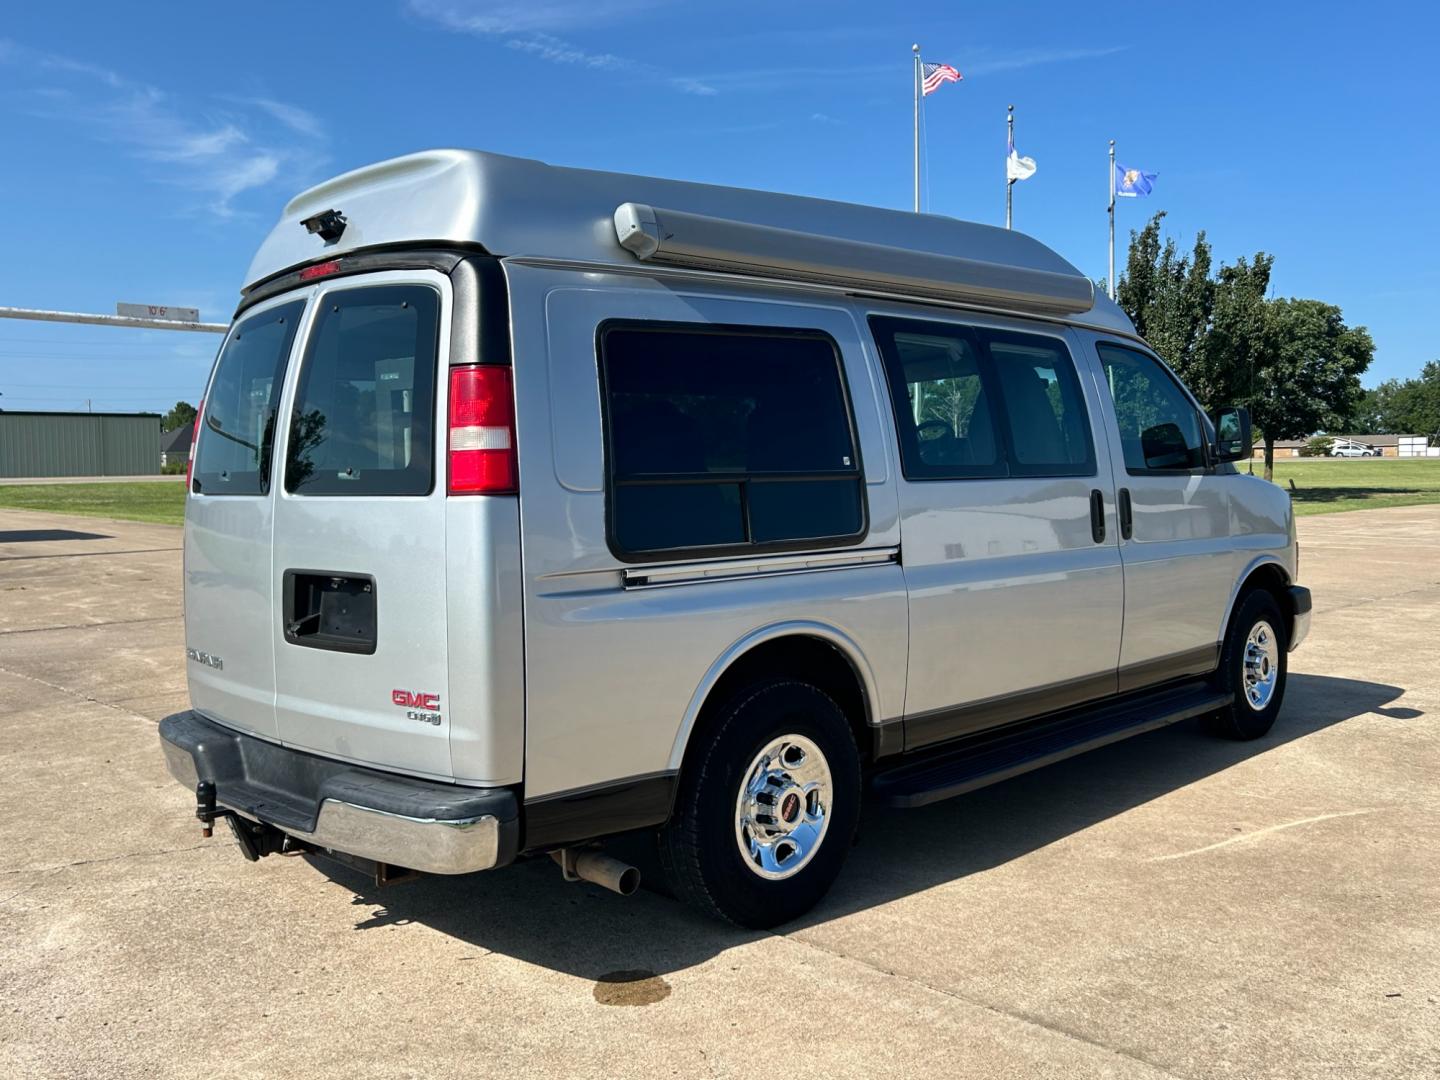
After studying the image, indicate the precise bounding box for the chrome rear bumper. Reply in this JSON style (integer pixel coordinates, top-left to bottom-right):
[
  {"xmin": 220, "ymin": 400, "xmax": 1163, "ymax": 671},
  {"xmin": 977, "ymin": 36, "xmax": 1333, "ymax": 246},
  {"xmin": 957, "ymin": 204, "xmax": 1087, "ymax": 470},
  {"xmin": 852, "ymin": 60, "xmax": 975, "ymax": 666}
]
[{"xmin": 159, "ymin": 712, "xmax": 518, "ymax": 875}]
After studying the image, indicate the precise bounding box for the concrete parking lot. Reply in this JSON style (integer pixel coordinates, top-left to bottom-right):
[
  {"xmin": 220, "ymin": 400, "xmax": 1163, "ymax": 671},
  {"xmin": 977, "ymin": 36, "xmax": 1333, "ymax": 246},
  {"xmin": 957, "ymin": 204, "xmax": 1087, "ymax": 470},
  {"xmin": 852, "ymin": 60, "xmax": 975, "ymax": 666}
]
[{"xmin": 1, "ymin": 506, "xmax": 1437, "ymax": 1079}]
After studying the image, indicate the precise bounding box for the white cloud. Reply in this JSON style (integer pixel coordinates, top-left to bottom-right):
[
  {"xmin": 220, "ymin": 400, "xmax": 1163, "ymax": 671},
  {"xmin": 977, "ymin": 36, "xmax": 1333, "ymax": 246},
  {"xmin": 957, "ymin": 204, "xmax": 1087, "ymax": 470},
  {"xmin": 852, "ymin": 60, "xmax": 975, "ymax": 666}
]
[
  {"xmin": 1, "ymin": 42, "xmax": 326, "ymax": 216},
  {"xmin": 406, "ymin": 0, "xmax": 661, "ymax": 35},
  {"xmin": 671, "ymin": 77, "xmax": 718, "ymax": 97},
  {"xmin": 408, "ymin": 0, "xmax": 710, "ymax": 94},
  {"xmin": 963, "ymin": 45, "xmax": 1129, "ymax": 77},
  {"xmin": 233, "ymin": 96, "xmax": 325, "ymax": 139},
  {"xmin": 506, "ymin": 33, "xmax": 631, "ymax": 70}
]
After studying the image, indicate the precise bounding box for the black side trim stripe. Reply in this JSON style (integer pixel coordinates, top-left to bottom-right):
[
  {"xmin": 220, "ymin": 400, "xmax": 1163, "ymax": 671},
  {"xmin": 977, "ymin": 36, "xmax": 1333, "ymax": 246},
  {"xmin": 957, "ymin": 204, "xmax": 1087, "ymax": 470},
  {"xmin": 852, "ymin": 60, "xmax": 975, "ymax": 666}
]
[
  {"xmin": 905, "ymin": 671, "xmax": 1118, "ymax": 751},
  {"xmin": 522, "ymin": 772, "xmax": 677, "ymax": 852},
  {"xmin": 903, "ymin": 644, "xmax": 1222, "ymax": 751},
  {"xmin": 1116, "ymin": 643, "xmax": 1220, "ymax": 694}
]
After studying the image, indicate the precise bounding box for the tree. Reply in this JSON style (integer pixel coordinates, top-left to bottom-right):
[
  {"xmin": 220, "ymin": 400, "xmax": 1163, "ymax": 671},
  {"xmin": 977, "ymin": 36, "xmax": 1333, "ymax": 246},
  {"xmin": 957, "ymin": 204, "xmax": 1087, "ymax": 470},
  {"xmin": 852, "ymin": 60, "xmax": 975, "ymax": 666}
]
[
  {"xmin": 1116, "ymin": 212, "xmax": 1216, "ymax": 393},
  {"xmin": 1115, "ymin": 214, "xmax": 1375, "ymax": 480},
  {"xmin": 1246, "ymin": 299, "xmax": 1374, "ymax": 480},
  {"xmin": 1337, "ymin": 363, "xmax": 1440, "ymax": 436},
  {"xmin": 1115, "ymin": 213, "xmax": 1273, "ymax": 408},
  {"xmin": 162, "ymin": 400, "xmax": 197, "ymax": 433}
]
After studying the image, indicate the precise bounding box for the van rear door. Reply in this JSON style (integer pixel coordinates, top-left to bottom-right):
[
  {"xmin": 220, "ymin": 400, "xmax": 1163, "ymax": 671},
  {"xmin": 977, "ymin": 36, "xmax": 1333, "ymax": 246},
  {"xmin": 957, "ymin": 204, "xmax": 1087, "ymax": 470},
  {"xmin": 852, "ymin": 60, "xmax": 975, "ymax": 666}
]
[
  {"xmin": 186, "ymin": 296, "xmax": 308, "ymax": 741},
  {"xmin": 268, "ymin": 270, "xmax": 455, "ymax": 779}
]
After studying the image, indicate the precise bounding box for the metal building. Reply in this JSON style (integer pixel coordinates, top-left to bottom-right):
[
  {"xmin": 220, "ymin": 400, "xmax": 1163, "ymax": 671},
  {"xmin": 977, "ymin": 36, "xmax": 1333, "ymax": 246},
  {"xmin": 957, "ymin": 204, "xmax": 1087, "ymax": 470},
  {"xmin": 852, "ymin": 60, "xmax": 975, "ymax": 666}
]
[{"xmin": 0, "ymin": 411, "xmax": 162, "ymax": 479}]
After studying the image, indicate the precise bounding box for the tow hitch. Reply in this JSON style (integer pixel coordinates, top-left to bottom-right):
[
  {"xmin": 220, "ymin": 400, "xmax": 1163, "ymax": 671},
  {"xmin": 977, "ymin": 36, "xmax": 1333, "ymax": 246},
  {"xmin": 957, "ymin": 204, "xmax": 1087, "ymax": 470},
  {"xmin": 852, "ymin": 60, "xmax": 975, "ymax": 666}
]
[
  {"xmin": 194, "ymin": 780, "xmax": 285, "ymax": 861},
  {"xmin": 194, "ymin": 780, "xmax": 417, "ymax": 885}
]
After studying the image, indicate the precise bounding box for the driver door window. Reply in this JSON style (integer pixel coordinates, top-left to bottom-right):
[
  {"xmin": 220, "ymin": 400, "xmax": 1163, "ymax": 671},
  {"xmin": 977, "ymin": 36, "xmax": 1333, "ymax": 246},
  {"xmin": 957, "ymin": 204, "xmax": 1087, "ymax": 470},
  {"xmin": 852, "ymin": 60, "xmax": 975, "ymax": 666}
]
[{"xmin": 1095, "ymin": 343, "xmax": 1207, "ymax": 473}]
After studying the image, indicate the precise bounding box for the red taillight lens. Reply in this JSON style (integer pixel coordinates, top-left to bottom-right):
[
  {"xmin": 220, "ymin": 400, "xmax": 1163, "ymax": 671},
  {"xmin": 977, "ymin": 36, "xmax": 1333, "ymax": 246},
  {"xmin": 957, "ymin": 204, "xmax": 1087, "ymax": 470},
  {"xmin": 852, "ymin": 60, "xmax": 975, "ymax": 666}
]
[
  {"xmin": 186, "ymin": 398, "xmax": 202, "ymax": 490},
  {"xmin": 448, "ymin": 365, "xmax": 517, "ymax": 495}
]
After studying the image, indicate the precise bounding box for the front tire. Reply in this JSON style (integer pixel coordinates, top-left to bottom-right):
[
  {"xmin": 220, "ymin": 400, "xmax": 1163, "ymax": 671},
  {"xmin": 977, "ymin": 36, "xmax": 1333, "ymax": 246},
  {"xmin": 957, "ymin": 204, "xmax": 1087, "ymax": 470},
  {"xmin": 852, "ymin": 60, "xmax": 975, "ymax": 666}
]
[
  {"xmin": 1208, "ymin": 589, "xmax": 1288, "ymax": 740},
  {"xmin": 658, "ymin": 680, "xmax": 860, "ymax": 929}
]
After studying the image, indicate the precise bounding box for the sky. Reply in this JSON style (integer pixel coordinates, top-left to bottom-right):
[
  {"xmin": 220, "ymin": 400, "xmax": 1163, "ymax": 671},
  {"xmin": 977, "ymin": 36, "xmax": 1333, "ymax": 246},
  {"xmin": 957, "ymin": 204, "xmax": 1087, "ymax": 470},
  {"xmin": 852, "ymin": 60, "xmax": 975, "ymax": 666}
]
[{"xmin": 1, "ymin": 0, "xmax": 1436, "ymax": 414}]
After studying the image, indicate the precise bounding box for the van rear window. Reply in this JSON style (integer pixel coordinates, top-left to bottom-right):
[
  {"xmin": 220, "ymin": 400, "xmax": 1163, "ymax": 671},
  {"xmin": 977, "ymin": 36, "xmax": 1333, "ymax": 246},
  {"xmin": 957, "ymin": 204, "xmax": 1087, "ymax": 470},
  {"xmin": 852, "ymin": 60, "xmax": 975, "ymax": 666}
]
[
  {"xmin": 193, "ymin": 300, "xmax": 305, "ymax": 496},
  {"xmin": 285, "ymin": 285, "xmax": 441, "ymax": 496},
  {"xmin": 599, "ymin": 322, "xmax": 865, "ymax": 560}
]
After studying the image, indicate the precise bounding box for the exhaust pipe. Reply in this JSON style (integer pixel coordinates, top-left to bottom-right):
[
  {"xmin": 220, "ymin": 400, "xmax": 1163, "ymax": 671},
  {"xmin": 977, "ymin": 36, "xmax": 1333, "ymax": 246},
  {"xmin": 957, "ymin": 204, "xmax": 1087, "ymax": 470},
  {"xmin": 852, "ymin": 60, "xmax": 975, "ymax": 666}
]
[{"xmin": 551, "ymin": 849, "xmax": 641, "ymax": 896}]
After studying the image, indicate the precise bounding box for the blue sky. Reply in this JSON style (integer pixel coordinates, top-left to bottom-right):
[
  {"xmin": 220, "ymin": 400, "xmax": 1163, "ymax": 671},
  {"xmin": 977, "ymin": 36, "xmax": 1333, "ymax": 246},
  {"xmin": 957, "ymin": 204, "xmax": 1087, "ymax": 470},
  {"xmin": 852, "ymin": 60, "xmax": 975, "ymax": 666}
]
[{"xmin": 1, "ymin": 1, "xmax": 1435, "ymax": 413}]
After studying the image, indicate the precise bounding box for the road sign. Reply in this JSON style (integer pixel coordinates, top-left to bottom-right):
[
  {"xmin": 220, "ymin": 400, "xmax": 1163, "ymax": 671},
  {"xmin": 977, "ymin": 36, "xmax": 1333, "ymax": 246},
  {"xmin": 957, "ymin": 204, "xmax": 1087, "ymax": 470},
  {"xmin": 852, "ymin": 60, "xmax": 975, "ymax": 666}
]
[{"xmin": 116, "ymin": 302, "xmax": 201, "ymax": 323}]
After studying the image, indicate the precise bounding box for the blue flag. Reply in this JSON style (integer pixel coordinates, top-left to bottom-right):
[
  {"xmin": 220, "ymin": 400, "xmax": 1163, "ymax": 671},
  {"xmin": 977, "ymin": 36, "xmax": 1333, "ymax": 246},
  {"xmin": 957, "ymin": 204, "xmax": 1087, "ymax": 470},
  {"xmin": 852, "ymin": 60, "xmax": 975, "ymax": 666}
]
[{"xmin": 1115, "ymin": 163, "xmax": 1157, "ymax": 197}]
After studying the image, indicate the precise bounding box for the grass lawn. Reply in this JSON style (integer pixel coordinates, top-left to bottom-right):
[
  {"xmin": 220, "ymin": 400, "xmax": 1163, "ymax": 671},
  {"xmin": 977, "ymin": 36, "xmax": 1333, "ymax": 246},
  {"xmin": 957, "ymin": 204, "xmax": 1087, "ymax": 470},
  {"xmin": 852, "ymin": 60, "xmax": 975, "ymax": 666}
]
[
  {"xmin": 1, "ymin": 459, "xmax": 1438, "ymax": 526},
  {"xmin": 1261, "ymin": 457, "xmax": 1440, "ymax": 515},
  {"xmin": 0, "ymin": 481, "xmax": 187, "ymax": 526}
]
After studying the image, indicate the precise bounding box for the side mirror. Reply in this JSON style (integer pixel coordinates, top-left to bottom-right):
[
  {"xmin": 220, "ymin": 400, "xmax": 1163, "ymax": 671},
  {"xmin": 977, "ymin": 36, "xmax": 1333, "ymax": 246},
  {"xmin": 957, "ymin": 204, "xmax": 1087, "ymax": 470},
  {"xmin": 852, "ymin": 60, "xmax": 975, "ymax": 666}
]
[{"xmin": 1210, "ymin": 406, "xmax": 1252, "ymax": 463}]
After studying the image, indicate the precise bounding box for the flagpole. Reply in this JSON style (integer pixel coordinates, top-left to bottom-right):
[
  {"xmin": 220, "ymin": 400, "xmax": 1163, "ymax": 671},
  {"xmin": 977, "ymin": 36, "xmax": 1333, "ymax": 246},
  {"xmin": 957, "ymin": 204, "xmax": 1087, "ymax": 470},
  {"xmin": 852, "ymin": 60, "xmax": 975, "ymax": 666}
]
[
  {"xmin": 913, "ymin": 44, "xmax": 921, "ymax": 213},
  {"xmin": 1006, "ymin": 104, "xmax": 1014, "ymax": 230},
  {"xmin": 1108, "ymin": 139, "xmax": 1116, "ymax": 300}
]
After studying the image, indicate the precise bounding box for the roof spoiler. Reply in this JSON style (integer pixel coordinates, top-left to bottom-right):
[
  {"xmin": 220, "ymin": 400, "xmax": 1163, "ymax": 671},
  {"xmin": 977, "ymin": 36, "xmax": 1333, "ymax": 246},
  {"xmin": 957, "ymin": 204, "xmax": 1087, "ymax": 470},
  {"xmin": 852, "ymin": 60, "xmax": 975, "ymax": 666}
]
[{"xmin": 613, "ymin": 202, "xmax": 1094, "ymax": 317}]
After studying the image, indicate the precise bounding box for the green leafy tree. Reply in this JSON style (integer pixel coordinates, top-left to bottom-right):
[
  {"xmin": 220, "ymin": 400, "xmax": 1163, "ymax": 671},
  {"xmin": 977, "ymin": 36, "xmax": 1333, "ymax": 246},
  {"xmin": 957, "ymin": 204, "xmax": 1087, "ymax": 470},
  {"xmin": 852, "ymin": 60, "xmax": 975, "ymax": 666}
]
[
  {"xmin": 1246, "ymin": 299, "xmax": 1374, "ymax": 480},
  {"xmin": 1365, "ymin": 361, "xmax": 1440, "ymax": 438},
  {"xmin": 161, "ymin": 400, "xmax": 197, "ymax": 433},
  {"xmin": 1116, "ymin": 213, "xmax": 1216, "ymax": 394}
]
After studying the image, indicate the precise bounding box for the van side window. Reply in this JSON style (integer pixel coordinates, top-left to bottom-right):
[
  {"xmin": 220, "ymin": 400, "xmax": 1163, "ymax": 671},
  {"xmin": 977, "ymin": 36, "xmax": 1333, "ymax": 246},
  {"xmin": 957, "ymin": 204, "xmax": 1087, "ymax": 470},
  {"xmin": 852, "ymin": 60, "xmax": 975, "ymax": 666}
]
[
  {"xmin": 193, "ymin": 300, "xmax": 305, "ymax": 495},
  {"xmin": 870, "ymin": 317, "xmax": 1094, "ymax": 479},
  {"xmin": 285, "ymin": 285, "xmax": 441, "ymax": 496},
  {"xmin": 599, "ymin": 323, "xmax": 865, "ymax": 559},
  {"xmin": 1095, "ymin": 343, "xmax": 1207, "ymax": 473},
  {"xmin": 987, "ymin": 332, "xmax": 1095, "ymax": 476}
]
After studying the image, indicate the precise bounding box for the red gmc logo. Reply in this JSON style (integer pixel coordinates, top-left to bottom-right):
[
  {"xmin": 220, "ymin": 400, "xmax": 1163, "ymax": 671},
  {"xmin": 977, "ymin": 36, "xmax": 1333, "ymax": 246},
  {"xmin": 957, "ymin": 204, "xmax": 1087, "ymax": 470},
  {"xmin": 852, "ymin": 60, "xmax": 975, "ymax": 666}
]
[{"xmin": 392, "ymin": 689, "xmax": 440, "ymax": 710}]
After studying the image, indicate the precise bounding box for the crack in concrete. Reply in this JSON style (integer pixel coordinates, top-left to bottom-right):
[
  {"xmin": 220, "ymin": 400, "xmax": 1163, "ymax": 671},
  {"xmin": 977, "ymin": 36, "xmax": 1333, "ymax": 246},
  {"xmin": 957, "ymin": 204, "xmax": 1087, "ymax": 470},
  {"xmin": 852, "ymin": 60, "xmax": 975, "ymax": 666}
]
[
  {"xmin": 3, "ymin": 842, "xmax": 218, "ymax": 881},
  {"xmin": 0, "ymin": 843, "xmax": 226, "ymax": 910},
  {"xmin": 0, "ymin": 615, "xmax": 178, "ymax": 638},
  {"xmin": 0, "ymin": 662, "xmax": 160, "ymax": 724},
  {"xmin": 1149, "ymin": 809, "xmax": 1380, "ymax": 862},
  {"xmin": 781, "ymin": 933, "xmax": 1188, "ymax": 1079},
  {"xmin": 0, "ymin": 546, "xmax": 182, "ymax": 562}
]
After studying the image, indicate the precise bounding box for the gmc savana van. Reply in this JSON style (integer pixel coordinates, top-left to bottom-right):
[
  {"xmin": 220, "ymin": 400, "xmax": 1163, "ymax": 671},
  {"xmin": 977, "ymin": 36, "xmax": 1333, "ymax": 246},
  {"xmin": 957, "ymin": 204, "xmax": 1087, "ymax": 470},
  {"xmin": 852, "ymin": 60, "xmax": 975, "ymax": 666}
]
[{"xmin": 160, "ymin": 150, "xmax": 1311, "ymax": 928}]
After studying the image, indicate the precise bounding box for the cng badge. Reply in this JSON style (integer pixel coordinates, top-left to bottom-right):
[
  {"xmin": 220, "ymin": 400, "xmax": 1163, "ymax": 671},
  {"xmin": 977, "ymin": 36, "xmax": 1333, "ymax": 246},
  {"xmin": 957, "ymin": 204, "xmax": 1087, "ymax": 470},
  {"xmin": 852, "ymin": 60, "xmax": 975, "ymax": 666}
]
[{"xmin": 392, "ymin": 689, "xmax": 442, "ymax": 726}]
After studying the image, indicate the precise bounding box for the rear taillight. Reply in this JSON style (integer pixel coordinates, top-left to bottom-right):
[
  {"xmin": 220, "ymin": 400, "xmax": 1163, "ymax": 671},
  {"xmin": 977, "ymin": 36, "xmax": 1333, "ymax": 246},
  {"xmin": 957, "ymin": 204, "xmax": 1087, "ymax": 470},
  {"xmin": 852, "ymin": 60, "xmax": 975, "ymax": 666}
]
[
  {"xmin": 448, "ymin": 365, "xmax": 517, "ymax": 495},
  {"xmin": 186, "ymin": 399, "xmax": 202, "ymax": 490}
]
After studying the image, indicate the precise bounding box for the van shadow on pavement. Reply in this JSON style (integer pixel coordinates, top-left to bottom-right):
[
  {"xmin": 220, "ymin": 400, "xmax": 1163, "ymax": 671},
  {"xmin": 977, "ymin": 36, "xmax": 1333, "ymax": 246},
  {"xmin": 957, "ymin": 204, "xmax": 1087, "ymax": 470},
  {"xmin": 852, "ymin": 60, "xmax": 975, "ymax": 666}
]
[{"xmin": 322, "ymin": 672, "xmax": 1410, "ymax": 981}]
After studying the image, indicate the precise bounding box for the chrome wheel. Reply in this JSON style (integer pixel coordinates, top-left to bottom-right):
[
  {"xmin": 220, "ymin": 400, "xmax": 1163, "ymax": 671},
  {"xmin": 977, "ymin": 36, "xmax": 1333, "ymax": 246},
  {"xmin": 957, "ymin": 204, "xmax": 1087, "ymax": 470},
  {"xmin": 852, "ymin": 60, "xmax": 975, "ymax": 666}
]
[
  {"xmin": 733, "ymin": 734, "xmax": 832, "ymax": 880},
  {"xmin": 1242, "ymin": 619, "xmax": 1280, "ymax": 711}
]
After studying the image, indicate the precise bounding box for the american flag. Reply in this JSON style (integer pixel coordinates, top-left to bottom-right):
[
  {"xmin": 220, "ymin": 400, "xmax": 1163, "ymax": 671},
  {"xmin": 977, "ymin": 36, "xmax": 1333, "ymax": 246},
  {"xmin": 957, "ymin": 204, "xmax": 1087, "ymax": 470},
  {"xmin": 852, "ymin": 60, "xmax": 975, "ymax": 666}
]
[{"xmin": 922, "ymin": 62, "xmax": 962, "ymax": 96}]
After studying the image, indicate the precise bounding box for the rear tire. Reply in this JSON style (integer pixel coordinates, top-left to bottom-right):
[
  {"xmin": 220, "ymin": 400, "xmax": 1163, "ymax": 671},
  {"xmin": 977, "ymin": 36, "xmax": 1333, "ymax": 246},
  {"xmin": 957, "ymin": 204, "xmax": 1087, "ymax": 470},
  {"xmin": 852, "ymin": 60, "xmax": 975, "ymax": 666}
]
[
  {"xmin": 658, "ymin": 680, "xmax": 860, "ymax": 929},
  {"xmin": 1207, "ymin": 589, "xmax": 1288, "ymax": 740}
]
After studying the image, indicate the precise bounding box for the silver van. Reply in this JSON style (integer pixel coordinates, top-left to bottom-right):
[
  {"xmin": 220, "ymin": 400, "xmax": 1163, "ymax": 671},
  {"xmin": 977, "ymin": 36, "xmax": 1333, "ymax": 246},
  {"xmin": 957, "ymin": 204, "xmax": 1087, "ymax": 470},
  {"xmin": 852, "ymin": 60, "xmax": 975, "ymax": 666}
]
[{"xmin": 160, "ymin": 150, "xmax": 1311, "ymax": 927}]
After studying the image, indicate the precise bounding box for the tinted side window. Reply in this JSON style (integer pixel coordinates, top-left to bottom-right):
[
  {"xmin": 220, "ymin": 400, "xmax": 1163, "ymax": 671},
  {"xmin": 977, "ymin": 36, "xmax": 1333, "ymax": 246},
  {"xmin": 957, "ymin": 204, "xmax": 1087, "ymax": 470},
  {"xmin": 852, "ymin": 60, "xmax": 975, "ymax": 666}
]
[
  {"xmin": 988, "ymin": 332, "xmax": 1095, "ymax": 476},
  {"xmin": 193, "ymin": 300, "xmax": 304, "ymax": 495},
  {"xmin": 1096, "ymin": 343, "xmax": 1206, "ymax": 473},
  {"xmin": 878, "ymin": 323, "xmax": 1002, "ymax": 479},
  {"xmin": 600, "ymin": 323, "xmax": 865, "ymax": 559},
  {"xmin": 285, "ymin": 285, "xmax": 440, "ymax": 496},
  {"xmin": 871, "ymin": 317, "xmax": 1094, "ymax": 479}
]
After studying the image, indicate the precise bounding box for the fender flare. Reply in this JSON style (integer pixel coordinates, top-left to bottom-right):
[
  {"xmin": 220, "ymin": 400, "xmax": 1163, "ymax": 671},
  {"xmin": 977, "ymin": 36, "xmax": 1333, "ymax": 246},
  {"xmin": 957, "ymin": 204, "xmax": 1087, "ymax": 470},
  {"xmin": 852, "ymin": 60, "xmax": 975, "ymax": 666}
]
[
  {"xmin": 1217, "ymin": 554, "xmax": 1291, "ymax": 640},
  {"xmin": 664, "ymin": 619, "xmax": 880, "ymax": 773}
]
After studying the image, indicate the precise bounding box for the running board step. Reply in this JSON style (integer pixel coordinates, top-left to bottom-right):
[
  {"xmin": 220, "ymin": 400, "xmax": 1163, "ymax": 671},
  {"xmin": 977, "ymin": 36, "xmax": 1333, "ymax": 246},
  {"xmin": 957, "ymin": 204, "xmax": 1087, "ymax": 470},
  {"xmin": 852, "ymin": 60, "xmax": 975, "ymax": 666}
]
[{"xmin": 872, "ymin": 683, "xmax": 1231, "ymax": 809}]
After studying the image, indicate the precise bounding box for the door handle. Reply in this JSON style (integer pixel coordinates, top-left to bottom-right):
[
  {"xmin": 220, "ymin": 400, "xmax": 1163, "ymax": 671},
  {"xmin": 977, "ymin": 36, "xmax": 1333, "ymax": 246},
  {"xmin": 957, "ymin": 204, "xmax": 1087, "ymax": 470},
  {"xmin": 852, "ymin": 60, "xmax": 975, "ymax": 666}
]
[
  {"xmin": 1118, "ymin": 487, "xmax": 1133, "ymax": 540},
  {"xmin": 1089, "ymin": 489, "xmax": 1106, "ymax": 544}
]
